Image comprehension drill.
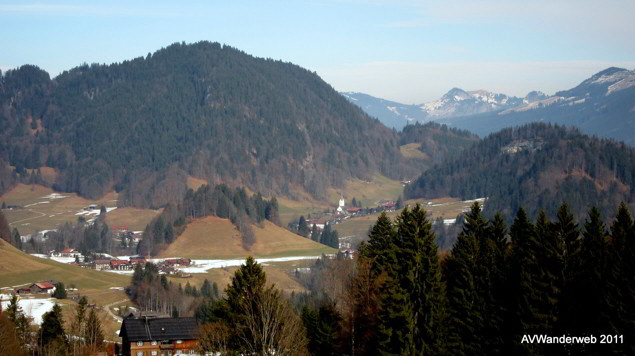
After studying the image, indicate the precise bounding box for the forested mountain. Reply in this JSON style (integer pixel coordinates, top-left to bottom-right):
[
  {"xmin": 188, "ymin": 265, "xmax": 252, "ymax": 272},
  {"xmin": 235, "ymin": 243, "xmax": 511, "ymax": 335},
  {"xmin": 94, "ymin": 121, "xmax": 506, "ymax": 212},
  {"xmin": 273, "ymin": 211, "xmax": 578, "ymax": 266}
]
[
  {"xmin": 0, "ymin": 42, "xmax": 421, "ymax": 207},
  {"xmin": 405, "ymin": 123, "xmax": 635, "ymax": 219},
  {"xmin": 398, "ymin": 122, "xmax": 479, "ymax": 170}
]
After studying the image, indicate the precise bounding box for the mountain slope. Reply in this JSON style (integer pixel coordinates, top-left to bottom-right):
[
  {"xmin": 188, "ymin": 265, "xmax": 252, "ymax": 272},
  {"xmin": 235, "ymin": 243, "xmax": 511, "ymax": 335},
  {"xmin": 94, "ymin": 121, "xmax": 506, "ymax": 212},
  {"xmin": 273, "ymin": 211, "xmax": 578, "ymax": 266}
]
[
  {"xmin": 438, "ymin": 68, "xmax": 635, "ymax": 145},
  {"xmin": 342, "ymin": 89, "xmax": 536, "ymax": 130},
  {"xmin": 405, "ymin": 123, "xmax": 635, "ymax": 219},
  {"xmin": 0, "ymin": 42, "xmax": 417, "ymax": 207},
  {"xmin": 0, "ymin": 238, "xmax": 129, "ymax": 288},
  {"xmin": 159, "ymin": 216, "xmax": 335, "ymax": 259}
]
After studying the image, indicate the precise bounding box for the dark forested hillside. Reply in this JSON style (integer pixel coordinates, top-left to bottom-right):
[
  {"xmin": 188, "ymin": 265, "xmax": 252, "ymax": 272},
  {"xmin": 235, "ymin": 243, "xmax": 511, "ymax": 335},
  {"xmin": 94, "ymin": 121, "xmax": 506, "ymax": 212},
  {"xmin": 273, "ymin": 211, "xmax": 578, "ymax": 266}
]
[
  {"xmin": 405, "ymin": 123, "xmax": 635, "ymax": 219},
  {"xmin": 0, "ymin": 42, "xmax": 419, "ymax": 207},
  {"xmin": 399, "ymin": 122, "xmax": 478, "ymax": 168}
]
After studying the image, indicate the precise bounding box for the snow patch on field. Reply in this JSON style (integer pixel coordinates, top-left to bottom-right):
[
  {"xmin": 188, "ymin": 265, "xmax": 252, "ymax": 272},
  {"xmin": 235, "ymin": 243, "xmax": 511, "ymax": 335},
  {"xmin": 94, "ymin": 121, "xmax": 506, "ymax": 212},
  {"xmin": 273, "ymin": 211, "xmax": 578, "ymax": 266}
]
[
  {"xmin": 0, "ymin": 297, "xmax": 55, "ymax": 325},
  {"xmin": 24, "ymin": 201, "xmax": 50, "ymax": 207},
  {"xmin": 75, "ymin": 207, "xmax": 117, "ymax": 216},
  {"xmin": 177, "ymin": 256, "xmax": 322, "ymax": 273},
  {"xmin": 41, "ymin": 193, "xmax": 68, "ymax": 199}
]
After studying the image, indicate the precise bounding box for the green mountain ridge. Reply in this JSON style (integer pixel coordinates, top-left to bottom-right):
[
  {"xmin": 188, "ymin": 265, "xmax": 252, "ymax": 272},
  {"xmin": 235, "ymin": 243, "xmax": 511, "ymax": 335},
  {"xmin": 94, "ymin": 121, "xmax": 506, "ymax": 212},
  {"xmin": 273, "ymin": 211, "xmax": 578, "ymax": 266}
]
[
  {"xmin": 405, "ymin": 123, "xmax": 635, "ymax": 219},
  {"xmin": 1, "ymin": 41, "xmax": 429, "ymax": 207}
]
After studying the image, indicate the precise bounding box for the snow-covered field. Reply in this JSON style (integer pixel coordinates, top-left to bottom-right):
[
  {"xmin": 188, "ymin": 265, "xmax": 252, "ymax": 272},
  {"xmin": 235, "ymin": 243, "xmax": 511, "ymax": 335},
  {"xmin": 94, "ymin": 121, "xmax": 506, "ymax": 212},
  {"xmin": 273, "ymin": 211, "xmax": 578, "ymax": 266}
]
[
  {"xmin": 0, "ymin": 297, "xmax": 55, "ymax": 324},
  {"xmin": 102, "ymin": 256, "xmax": 324, "ymax": 275},
  {"xmin": 170, "ymin": 256, "xmax": 322, "ymax": 273},
  {"xmin": 30, "ymin": 254, "xmax": 78, "ymax": 264}
]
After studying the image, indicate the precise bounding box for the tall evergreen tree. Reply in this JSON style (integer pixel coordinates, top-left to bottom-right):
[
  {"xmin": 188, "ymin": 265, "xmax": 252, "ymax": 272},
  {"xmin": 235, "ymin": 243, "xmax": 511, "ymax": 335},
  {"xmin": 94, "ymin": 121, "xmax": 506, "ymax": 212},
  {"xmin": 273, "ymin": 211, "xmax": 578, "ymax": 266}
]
[
  {"xmin": 610, "ymin": 202, "xmax": 635, "ymax": 354},
  {"xmin": 507, "ymin": 208, "xmax": 540, "ymax": 355},
  {"xmin": 445, "ymin": 202, "xmax": 484, "ymax": 356},
  {"xmin": 40, "ymin": 303, "xmax": 67, "ymax": 354},
  {"xmin": 566, "ymin": 207, "xmax": 618, "ymax": 355}
]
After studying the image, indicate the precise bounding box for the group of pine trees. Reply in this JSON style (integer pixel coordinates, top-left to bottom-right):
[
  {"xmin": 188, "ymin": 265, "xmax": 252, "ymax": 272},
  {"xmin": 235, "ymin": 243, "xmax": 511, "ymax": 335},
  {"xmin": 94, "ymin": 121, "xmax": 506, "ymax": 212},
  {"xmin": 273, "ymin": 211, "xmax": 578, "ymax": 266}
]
[
  {"xmin": 292, "ymin": 215, "xmax": 339, "ymax": 249},
  {"xmin": 137, "ymin": 184, "xmax": 281, "ymax": 255},
  {"xmin": 344, "ymin": 202, "xmax": 635, "ymax": 355},
  {"xmin": 0, "ymin": 294, "xmax": 104, "ymax": 356}
]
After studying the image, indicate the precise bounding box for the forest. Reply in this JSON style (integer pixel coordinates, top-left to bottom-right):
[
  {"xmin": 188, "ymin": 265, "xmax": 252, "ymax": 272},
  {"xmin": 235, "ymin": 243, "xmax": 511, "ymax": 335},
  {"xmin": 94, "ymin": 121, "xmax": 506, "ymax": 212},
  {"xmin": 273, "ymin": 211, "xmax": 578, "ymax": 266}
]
[
  {"xmin": 0, "ymin": 42, "xmax": 424, "ymax": 207},
  {"xmin": 405, "ymin": 123, "xmax": 635, "ymax": 220},
  {"xmin": 5, "ymin": 200, "xmax": 632, "ymax": 355},
  {"xmin": 120, "ymin": 200, "xmax": 635, "ymax": 356}
]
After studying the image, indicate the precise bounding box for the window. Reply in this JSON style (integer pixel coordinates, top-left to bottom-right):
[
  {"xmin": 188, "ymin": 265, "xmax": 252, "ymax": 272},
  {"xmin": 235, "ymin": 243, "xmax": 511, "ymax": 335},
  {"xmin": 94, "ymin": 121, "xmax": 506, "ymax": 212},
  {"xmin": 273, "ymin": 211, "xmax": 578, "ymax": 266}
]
[
  {"xmin": 190, "ymin": 351, "xmax": 196, "ymax": 354},
  {"xmin": 151, "ymin": 341, "xmax": 157, "ymax": 345},
  {"xmin": 151, "ymin": 352, "xmax": 158, "ymax": 356},
  {"xmin": 136, "ymin": 341, "xmax": 144, "ymax": 346},
  {"xmin": 176, "ymin": 340, "xmax": 183, "ymax": 344},
  {"xmin": 136, "ymin": 352, "xmax": 144, "ymax": 356}
]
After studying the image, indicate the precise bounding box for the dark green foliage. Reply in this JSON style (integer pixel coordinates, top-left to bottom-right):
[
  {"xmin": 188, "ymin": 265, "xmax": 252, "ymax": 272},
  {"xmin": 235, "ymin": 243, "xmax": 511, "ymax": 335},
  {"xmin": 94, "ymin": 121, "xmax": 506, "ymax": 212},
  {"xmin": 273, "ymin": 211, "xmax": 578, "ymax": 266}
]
[
  {"xmin": 52, "ymin": 282, "xmax": 67, "ymax": 299},
  {"xmin": 405, "ymin": 123, "xmax": 635, "ymax": 220},
  {"xmin": 399, "ymin": 121, "xmax": 479, "ymax": 166},
  {"xmin": 302, "ymin": 303, "xmax": 343, "ymax": 356},
  {"xmin": 40, "ymin": 304, "xmax": 66, "ymax": 349},
  {"xmin": 0, "ymin": 42, "xmax": 418, "ymax": 202},
  {"xmin": 445, "ymin": 203, "xmax": 487, "ymax": 356},
  {"xmin": 298, "ymin": 216, "xmax": 310, "ymax": 237},
  {"xmin": 320, "ymin": 224, "xmax": 339, "ymax": 249},
  {"xmin": 360, "ymin": 205, "xmax": 445, "ymax": 356},
  {"xmin": 0, "ymin": 210, "xmax": 10, "ymax": 243}
]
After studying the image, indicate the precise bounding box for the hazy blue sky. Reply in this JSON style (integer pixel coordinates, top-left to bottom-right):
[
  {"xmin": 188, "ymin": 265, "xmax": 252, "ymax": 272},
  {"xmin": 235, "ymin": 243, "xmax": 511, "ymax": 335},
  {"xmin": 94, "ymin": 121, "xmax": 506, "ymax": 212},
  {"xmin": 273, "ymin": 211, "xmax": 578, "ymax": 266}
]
[{"xmin": 1, "ymin": 0, "xmax": 634, "ymax": 103}]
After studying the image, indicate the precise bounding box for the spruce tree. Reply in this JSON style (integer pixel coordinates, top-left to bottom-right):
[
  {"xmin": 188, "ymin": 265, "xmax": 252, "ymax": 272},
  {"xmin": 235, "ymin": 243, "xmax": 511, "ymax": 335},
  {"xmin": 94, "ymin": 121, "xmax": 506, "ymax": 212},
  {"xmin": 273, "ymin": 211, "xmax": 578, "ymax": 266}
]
[
  {"xmin": 85, "ymin": 308, "xmax": 104, "ymax": 352},
  {"xmin": 445, "ymin": 202, "xmax": 484, "ymax": 356},
  {"xmin": 567, "ymin": 207, "xmax": 618, "ymax": 355},
  {"xmin": 610, "ymin": 203, "xmax": 635, "ymax": 354},
  {"xmin": 507, "ymin": 208, "xmax": 540, "ymax": 355},
  {"xmin": 40, "ymin": 303, "xmax": 67, "ymax": 352}
]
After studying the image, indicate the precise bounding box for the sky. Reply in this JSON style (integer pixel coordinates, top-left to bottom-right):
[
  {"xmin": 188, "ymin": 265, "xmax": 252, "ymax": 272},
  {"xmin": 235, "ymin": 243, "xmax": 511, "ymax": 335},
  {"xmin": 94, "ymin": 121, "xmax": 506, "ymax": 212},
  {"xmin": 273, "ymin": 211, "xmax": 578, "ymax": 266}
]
[{"xmin": 1, "ymin": 0, "xmax": 634, "ymax": 104}]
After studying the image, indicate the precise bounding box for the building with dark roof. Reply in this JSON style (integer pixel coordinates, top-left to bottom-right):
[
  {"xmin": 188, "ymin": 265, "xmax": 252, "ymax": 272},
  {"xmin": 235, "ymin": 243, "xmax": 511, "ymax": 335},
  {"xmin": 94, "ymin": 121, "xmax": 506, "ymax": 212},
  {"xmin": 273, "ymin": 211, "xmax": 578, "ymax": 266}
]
[{"xmin": 119, "ymin": 316, "xmax": 198, "ymax": 356}]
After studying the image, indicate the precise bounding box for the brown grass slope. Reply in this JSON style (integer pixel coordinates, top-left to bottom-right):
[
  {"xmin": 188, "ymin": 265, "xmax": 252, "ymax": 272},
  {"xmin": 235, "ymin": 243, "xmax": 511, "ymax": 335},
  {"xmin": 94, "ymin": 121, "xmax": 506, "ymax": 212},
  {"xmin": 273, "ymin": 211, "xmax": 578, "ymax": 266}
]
[
  {"xmin": 0, "ymin": 239, "xmax": 129, "ymax": 289},
  {"xmin": 160, "ymin": 216, "xmax": 336, "ymax": 259}
]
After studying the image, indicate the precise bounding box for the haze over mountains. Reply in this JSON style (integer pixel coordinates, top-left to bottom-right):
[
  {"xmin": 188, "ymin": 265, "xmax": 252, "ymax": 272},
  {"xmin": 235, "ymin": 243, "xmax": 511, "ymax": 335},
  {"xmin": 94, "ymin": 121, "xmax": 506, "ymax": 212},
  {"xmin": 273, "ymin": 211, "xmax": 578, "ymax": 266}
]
[{"xmin": 343, "ymin": 68, "xmax": 635, "ymax": 146}]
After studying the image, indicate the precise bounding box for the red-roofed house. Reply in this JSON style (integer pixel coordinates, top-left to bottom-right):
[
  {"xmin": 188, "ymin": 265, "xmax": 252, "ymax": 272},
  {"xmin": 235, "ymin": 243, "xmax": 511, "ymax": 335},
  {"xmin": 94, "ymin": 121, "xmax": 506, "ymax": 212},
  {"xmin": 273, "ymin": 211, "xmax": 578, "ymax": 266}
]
[
  {"xmin": 94, "ymin": 259, "xmax": 111, "ymax": 270},
  {"xmin": 110, "ymin": 260, "xmax": 132, "ymax": 271},
  {"xmin": 129, "ymin": 258, "xmax": 146, "ymax": 266},
  {"xmin": 30, "ymin": 282, "xmax": 55, "ymax": 294}
]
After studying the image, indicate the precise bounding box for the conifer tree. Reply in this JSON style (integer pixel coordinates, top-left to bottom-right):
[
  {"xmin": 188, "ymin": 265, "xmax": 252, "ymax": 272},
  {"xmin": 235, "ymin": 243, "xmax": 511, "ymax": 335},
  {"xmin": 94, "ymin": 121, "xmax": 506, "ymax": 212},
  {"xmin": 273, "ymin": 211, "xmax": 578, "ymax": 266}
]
[
  {"xmin": 567, "ymin": 207, "xmax": 618, "ymax": 355},
  {"xmin": 507, "ymin": 208, "xmax": 540, "ymax": 355},
  {"xmin": 610, "ymin": 202, "xmax": 635, "ymax": 354},
  {"xmin": 40, "ymin": 303, "xmax": 67, "ymax": 354},
  {"xmin": 445, "ymin": 203, "xmax": 483, "ymax": 356},
  {"xmin": 550, "ymin": 203, "xmax": 579, "ymax": 338},
  {"xmin": 85, "ymin": 308, "xmax": 104, "ymax": 352}
]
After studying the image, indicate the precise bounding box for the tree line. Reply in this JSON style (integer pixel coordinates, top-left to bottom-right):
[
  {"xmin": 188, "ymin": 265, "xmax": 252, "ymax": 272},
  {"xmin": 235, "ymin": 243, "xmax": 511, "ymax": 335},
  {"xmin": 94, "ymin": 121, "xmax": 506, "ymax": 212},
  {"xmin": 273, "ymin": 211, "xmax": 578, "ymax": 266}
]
[
  {"xmin": 137, "ymin": 184, "xmax": 281, "ymax": 256},
  {"xmin": 405, "ymin": 123, "xmax": 635, "ymax": 220},
  {"xmin": 287, "ymin": 201, "xmax": 635, "ymax": 356}
]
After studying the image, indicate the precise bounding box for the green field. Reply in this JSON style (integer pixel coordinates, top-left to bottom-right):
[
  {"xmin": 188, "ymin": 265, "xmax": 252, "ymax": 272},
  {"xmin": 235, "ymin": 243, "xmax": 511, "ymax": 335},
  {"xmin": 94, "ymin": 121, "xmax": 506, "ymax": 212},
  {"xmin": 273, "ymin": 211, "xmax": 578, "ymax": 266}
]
[
  {"xmin": 334, "ymin": 198, "xmax": 476, "ymax": 240},
  {"xmin": 0, "ymin": 239, "xmax": 129, "ymax": 289},
  {"xmin": 160, "ymin": 216, "xmax": 336, "ymax": 259},
  {"xmin": 0, "ymin": 184, "xmax": 160, "ymax": 235}
]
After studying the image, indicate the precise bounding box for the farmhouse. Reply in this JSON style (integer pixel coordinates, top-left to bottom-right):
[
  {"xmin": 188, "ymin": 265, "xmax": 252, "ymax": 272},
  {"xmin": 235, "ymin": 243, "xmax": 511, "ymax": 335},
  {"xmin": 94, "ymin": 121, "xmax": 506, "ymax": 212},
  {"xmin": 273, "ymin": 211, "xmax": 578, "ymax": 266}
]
[
  {"xmin": 110, "ymin": 260, "xmax": 132, "ymax": 271},
  {"xmin": 163, "ymin": 258, "xmax": 191, "ymax": 267},
  {"xmin": 119, "ymin": 316, "xmax": 198, "ymax": 356},
  {"xmin": 29, "ymin": 282, "xmax": 55, "ymax": 294},
  {"xmin": 94, "ymin": 259, "xmax": 111, "ymax": 270}
]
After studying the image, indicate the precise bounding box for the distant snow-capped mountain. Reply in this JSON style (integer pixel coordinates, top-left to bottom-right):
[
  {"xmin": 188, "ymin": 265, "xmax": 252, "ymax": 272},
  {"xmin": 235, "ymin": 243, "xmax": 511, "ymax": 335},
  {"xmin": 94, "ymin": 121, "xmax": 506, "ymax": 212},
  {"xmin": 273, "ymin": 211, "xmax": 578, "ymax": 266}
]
[
  {"xmin": 343, "ymin": 67, "xmax": 635, "ymax": 146},
  {"xmin": 342, "ymin": 88, "xmax": 533, "ymax": 129}
]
